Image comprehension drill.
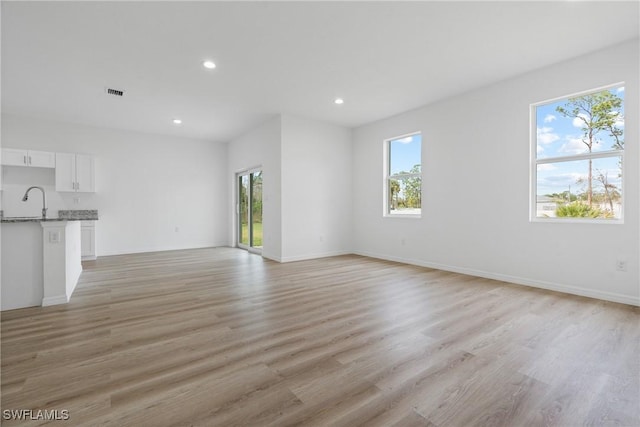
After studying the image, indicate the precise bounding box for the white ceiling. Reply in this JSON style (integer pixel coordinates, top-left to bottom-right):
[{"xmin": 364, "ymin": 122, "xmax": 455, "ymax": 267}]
[{"xmin": 2, "ymin": 1, "xmax": 638, "ymax": 142}]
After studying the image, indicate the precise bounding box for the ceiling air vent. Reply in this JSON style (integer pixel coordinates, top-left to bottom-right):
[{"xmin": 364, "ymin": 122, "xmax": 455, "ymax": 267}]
[{"xmin": 105, "ymin": 87, "xmax": 125, "ymax": 97}]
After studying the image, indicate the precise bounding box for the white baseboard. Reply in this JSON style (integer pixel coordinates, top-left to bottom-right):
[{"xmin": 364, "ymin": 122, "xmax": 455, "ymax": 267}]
[
  {"xmin": 87, "ymin": 245, "xmax": 640, "ymax": 306},
  {"xmin": 42, "ymin": 295, "xmax": 69, "ymax": 307},
  {"xmin": 98, "ymin": 242, "xmax": 229, "ymax": 257},
  {"xmin": 354, "ymin": 250, "xmax": 640, "ymax": 307},
  {"xmin": 279, "ymin": 250, "xmax": 352, "ymax": 263}
]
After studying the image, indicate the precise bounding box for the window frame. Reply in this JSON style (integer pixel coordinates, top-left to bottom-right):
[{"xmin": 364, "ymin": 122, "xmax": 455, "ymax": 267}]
[
  {"xmin": 383, "ymin": 131, "xmax": 422, "ymax": 218},
  {"xmin": 530, "ymin": 83, "xmax": 625, "ymax": 224}
]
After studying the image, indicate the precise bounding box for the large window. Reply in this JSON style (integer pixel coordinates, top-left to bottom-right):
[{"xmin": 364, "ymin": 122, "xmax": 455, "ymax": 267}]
[
  {"xmin": 532, "ymin": 84, "xmax": 624, "ymax": 221},
  {"xmin": 385, "ymin": 132, "xmax": 422, "ymax": 216}
]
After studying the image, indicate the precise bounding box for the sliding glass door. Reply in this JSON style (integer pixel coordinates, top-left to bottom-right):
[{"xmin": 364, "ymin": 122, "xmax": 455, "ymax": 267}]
[{"xmin": 237, "ymin": 169, "xmax": 262, "ymax": 252}]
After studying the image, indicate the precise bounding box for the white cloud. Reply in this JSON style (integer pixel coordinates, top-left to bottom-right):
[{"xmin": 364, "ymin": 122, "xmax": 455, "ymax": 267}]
[
  {"xmin": 617, "ymin": 87, "xmax": 625, "ymax": 93},
  {"xmin": 537, "ymin": 127, "xmax": 559, "ymax": 144},
  {"xmin": 543, "ymin": 114, "xmax": 556, "ymax": 123},
  {"xmin": 537, "ymin": 144, "xmax": 544, "ymax": 154},
  {"xmin": 610, "ymin": 112, "xmax": 625, "ymax": 128},
  {"xmin": 395, "ymin": 136, "xmax": 413, "ymax": 144},
  {"xmin": 559, "ymin": 138, "xmax": 586, "ymax": 155},
  {"xmin": 537, "ymin": 163, "xmax": 556, "ymax": 171},
  {"xmin": 572, "ymin": 113, "xmax": 589, "ymax": 128},
  {"xmin": 541, "ymin": 172, "xmax": 586, "ymax": 186}
]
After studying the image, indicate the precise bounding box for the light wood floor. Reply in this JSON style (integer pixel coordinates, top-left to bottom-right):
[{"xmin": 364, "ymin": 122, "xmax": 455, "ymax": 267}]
[{"xmin": 2, "ymin": 248, "xmax": 639, "ymax": 426}]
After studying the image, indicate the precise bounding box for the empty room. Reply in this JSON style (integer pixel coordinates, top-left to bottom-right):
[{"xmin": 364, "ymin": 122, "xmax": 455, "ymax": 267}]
[{"xmin": 1, "ymin": 1, "xmax": 638, "ymax": 426}]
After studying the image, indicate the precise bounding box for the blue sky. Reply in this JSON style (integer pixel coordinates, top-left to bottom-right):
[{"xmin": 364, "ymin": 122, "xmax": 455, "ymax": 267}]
[
  {"xmin": 389, "ymin": 133, "xmax": 421, "ymax": 175},
  {"xmin": 535, "ymin": 86, "xmax": 624, "ymax": 197}
]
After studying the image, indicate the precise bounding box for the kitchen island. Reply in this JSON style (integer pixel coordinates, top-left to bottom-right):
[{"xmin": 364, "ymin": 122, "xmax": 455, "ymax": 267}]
[{"xmin": 2, "ymin": 218, "xmax": 84, "ymax": 311}]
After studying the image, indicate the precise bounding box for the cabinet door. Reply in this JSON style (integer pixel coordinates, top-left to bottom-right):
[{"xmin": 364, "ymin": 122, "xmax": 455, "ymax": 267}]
[
  {"xmin": 1, "ymin": 148, "xmax": 28, "ymax": 166},
  {"xmin": 81, "ymin": 225, "xmax": 96, "ymax": 259},
  {"xmin": 28, "ymin": 150, "xmax": 56, "ymax": 168},
  {"xmin": 55, "ymin": 152, "xmax": 76, "ymax": 192},
  {"xmin": 75, "ymin": 155, "xmax": 95, "ymax": 192}
]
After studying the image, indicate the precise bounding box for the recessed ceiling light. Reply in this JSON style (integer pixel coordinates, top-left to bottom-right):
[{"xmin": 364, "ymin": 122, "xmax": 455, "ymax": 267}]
[
  {"xmin": 172, "ymin": 119, "xmax": 182, "ymax": 125},
  {"xmin": 203, "ymin": 60, "xmax": 216, "ymax": 69},
  {"xmin": 334, "ymin": 98, "xmax": 344, "ymax": 105}
]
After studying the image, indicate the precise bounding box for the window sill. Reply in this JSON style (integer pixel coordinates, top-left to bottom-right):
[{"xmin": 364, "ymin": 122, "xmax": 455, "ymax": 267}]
[
  {"xmin": 531, "ymin": 217, "xmax": 623, "ymax": 225},
  {"xmin": 384, "ymin": 214, "xmax": 422, "ymax": 219}
]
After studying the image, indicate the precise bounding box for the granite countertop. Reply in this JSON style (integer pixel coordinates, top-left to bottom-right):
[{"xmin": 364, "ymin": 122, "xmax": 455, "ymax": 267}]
[{"xmin": 1, "ymin": 210, "xmax": 99, "ymax": 223}]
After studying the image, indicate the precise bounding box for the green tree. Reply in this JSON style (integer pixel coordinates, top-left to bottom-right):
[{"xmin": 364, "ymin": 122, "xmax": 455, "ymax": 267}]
[
  {"xmin": 404, "ymin": 164, "xmax": 422, "ymax": 208},
  {"xmin": 556, "ymin": 201, "xmax": 610, "ymax": 218},
  {"xmin": 594, "ymin": 170, "xmax": 620, "ymax": 213},
  {"xmin": 556, "ymin": 90, "xmax": 623, "ymax": 207},
  {"xmin": 389, "ymin": 180, "xmax": 400, "ymax": 210},
  {"xmin": 546, "ymin": 191, "xmax": 577, "ymax": 203}
]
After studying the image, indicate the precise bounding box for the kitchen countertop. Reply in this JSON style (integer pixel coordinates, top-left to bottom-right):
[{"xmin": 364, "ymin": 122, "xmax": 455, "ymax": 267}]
[
  {"xmin": 1, "ymin": 210, "xmax": 99, "ymax": 223},
  {"xmin": 1, "ymin": 217, "xmax": 78, "ymax": 223}
]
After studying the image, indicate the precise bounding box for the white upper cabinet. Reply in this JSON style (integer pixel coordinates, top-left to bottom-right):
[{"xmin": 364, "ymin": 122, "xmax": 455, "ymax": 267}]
[
  {"xmin": 75, "ymin": 155, "xmax": 95, "ymax": 192},
  {"xmin": 55, "ymin": 153, "xmax": 95, "ymax": 192},
  {"xmin": 1, "ymin": 148, "xmax": 55, "ymax": 168}
]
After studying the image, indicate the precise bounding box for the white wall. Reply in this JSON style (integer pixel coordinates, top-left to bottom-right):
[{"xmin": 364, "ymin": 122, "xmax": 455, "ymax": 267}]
[
  {"xmin": 352, "ymin": 40, "xmax": 639, "ymax": 305},
  {"xmin": 226, "ymin": 114, "xmax": 352, "ymax": 262},
  {"xmin": 1, "ymin": 114, "xmax": 228, "ymax": 255},
  {"xmin": 281, "ymin": 114, "xmax": 352, "ymax": 261},
  {"xmin": 227, "ymin": 115, "xmax": 282, "ymax": 261}
]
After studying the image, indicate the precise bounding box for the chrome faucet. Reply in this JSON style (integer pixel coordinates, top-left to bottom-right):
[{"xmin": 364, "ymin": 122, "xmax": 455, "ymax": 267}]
[{"xmin": 22, "ymin": 186, "xmax": 48, "ymax": 218}]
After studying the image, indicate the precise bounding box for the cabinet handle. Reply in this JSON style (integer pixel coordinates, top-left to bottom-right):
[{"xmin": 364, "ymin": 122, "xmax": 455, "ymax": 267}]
[
  {"xmin": 28, "ymin": 156, "xmax": 32, "ymax": 165},
  {"xmin": 23, "ymin": 155, "xmax": 27, "ymax": 165}
]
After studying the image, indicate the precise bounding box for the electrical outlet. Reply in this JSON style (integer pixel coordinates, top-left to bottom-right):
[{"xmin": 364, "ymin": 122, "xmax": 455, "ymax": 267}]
[
  {"xmin": 49, "ymin": 231, "xmax": 60, "ymax": 244},
  {"xmin": 616, "ymin": 259, "xmax": 627, "ymax": 272}
]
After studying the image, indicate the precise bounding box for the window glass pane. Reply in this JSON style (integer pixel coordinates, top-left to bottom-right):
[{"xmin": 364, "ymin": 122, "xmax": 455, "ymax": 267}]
[
  {"xmin": 536, "ymin": 156, "xmax": 622, "ymax": 219},
  {"xmin": 239, "ymin": 175, "xmax": 249, "ymax": 245},
  {"xmin": 536, "ymin": 86, "xmax": 624, "ymax": 159},
  {"xmin": 251, "ymin": 171, "xmax": 263, "ymax": 248},
  {"xmin": 389, "ymin": 134, "xmax": 422, "ymax": 176},
  {"xmin": 388, "ymin": 177, "xmax": 421, "ymax": 215}
]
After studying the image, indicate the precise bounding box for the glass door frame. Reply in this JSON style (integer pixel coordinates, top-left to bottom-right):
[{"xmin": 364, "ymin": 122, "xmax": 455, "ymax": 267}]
[{"xmin": 236, "ymin": 167, "xmax": 262, "ymax": 255}]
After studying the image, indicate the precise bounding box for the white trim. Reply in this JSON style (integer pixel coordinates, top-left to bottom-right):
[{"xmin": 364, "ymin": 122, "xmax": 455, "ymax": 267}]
[
  {"xmin": 354, "ymin": 250, "xmax": 640, "ymax": 307},
  {"xmin": 262, "ymin": 253, "xmax": 281, "ymax": 263},
  {"xmin": 236, "ymin": 168, "xmax": 263, "ymax": 251},
  {"xmin": 42, "ymin": 295, "xmax": 69, "ymax": 306},
  {"xmin": 536, "ymin": 149, "xmax": 624, "ymax": 164},
  {"xmin": 234, "ymin": 165, "xmax": 262, "ymax": 175},
  {"xmin": 531, "ymin": 217, "xmax": 623, "ymax": 225},
  {"xmin": 530, "ymin": 82, "xmax": 625, "ymax": 107},
  {"xmin": 384, "ymin": 213, "xmax": 422, "ymax": 219},
  {"xmin": 279, "ymin": 250, "xmax": 352, "ymax": 263},
  {"xmin": 97, "ymin": 243, "xmax": 228, "ymax": 257}
]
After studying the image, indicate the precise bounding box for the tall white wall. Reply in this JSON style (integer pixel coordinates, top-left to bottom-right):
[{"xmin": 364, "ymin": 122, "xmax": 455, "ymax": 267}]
[
  {"xmin": 1, "ymin": 114, "xmax": 228, "ymax": 255},
  {"xmin": 281, "ymin": 114, "xmax": 352, "ymax": 261},
  {"xmin": 227, "ymin": 115, "xmax": 282, "ymax": 261},
  {"xmin": 352, "ymin": 40, "xmax": 639, "ymax": 305},
  {"xmin": 226, "ymin": 114, "xmax": 352, "ymax": 262}
]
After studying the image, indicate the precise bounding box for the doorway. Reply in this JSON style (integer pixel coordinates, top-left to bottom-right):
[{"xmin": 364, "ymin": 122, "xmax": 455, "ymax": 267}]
[{"xmin": 237, "ymin": 169, "xmax": 262, "ymax": 253}]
